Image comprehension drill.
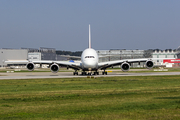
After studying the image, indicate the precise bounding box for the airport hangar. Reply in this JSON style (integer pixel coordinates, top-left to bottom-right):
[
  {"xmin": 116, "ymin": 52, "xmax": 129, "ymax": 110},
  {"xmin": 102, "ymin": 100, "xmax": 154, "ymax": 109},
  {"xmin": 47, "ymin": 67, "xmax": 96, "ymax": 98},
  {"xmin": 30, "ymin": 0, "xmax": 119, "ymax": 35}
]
[
  {"xmin": 1, "ymin": 47, "xmax": 180, "ymax": 68},
  {"xmin": 0, "ymin": 47, "xmax": 67, "ymax": 68}
]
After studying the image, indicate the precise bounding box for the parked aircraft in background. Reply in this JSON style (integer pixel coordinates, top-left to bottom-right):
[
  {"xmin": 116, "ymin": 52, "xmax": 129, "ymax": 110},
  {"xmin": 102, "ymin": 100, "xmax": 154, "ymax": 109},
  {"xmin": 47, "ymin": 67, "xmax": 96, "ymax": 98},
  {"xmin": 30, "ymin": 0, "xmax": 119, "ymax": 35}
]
[{"xmin": 5, "ymin": 25, "xmax": 154, "ymax": 75}]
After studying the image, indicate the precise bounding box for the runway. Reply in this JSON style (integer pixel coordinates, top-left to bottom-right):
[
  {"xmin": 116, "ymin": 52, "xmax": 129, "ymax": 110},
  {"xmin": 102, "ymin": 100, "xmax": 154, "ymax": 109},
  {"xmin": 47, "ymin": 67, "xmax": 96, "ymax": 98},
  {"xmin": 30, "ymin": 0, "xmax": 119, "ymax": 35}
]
[{"xmin": 1, "ymin": 71, "xmax": 180, "ymax": 80}]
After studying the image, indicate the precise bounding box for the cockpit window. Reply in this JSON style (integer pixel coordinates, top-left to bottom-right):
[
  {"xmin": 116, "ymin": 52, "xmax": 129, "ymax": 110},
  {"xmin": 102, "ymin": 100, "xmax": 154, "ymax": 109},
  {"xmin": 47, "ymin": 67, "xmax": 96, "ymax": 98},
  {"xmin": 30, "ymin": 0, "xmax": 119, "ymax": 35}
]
[{"xmin": 85, "ymin": 56, "xmax": 95, "ymax": 58}]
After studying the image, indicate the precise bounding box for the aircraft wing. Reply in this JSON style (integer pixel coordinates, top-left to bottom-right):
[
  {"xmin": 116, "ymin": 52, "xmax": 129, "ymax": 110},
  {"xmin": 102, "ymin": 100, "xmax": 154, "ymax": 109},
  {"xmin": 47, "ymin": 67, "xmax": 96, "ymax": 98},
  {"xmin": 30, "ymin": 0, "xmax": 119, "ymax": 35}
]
[
  {"xmin": 98, "ymin": 58, "xmax": 152, "ymax": 70},
  {"xmin": 45, "ymin": 60, "xmax": 82, "ymax": 70},
  {"xmin": 5, "ymin": 60, "xmax": 29, "ymax": 64},
  {"xmin": 5, "ymin": 60, "xmax": 82, "ymax": 70}
]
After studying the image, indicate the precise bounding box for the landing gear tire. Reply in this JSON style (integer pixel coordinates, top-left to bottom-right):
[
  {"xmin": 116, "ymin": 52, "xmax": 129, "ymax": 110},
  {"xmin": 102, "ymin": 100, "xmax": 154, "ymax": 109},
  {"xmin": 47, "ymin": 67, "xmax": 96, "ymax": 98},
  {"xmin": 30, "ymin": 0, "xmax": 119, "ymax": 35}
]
[
  {"xmin": 102, "ymin": 71, "xmax": 107, "ymax": 75},
  {"xmin": 93, "ymin": 72, "xmax": 99, "ymax": 75},
  {"xmin": 73, "ymin": 72, "xmax": 78, "ymax": 75}
]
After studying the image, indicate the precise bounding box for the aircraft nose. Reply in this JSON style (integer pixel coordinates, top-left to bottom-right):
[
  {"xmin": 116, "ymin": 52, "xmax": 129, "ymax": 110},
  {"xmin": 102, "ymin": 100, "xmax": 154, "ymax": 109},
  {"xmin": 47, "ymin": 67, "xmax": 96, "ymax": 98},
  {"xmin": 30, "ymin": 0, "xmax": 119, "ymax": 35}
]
[{"xmin": 84, "ymin": 60, "xmax": 97, "ymax": 68}]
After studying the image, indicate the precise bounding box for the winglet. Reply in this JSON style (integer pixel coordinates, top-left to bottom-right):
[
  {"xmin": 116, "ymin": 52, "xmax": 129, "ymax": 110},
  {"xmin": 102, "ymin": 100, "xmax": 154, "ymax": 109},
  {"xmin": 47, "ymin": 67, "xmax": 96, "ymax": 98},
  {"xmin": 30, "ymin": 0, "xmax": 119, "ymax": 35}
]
[{"xmin": 89, "ymin": 24, "xmax": 91, "ymax": 48}]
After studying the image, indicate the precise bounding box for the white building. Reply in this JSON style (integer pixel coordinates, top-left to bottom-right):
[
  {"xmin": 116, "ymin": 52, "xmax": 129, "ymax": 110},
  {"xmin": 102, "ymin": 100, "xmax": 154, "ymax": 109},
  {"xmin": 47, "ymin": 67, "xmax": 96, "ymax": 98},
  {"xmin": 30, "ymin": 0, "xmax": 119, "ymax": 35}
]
[
  {"xmin": 0, "ymin": 49, "xmax": 28, "ymax": 67},
  {"xmin": 152, "ymin": 49, "xmax": 177, "ymax": 67},
  {"xmin": 28, "ymin": 52, "xmax": 41, "ymax": 61}
]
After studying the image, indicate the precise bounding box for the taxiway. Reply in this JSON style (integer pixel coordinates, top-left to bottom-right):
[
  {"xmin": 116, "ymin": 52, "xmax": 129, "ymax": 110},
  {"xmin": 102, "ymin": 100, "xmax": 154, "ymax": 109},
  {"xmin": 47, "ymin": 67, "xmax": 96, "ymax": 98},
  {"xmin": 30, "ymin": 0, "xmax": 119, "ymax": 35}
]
[{"xmin": 0, "ymin": 71, "xmax": 180, "ymax": 80}]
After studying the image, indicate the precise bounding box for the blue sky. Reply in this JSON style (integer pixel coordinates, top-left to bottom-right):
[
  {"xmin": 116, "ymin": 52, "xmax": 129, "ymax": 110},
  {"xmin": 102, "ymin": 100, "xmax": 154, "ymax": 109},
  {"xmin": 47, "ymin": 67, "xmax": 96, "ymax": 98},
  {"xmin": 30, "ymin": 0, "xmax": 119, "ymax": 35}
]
[{"xmin": 0, "ymin": 0, "xmax": 180, "ymax": 51}]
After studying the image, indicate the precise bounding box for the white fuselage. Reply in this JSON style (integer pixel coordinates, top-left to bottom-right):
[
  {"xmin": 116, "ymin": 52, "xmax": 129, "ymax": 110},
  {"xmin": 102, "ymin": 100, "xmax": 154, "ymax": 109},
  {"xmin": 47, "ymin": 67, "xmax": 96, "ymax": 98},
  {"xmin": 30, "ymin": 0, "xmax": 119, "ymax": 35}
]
[{"xmin": 81, "ymin": 48, "xmax": 98, "ymax": 71}]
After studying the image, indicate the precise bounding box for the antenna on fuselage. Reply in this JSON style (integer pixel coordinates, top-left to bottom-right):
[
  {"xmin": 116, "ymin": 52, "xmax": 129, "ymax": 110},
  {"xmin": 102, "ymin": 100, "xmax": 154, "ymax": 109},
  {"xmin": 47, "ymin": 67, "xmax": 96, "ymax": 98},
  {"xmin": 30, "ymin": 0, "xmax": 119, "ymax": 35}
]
[{"xmin": 89, "ymin": 24, "xmax": 91, "ymax": 48}]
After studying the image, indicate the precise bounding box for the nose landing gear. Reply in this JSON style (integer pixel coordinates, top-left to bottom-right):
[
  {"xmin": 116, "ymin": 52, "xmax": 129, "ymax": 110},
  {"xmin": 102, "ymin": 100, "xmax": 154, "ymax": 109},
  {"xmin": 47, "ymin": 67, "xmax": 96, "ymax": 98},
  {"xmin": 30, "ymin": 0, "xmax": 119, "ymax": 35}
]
[{"xmin": 81, "ymin": 71, "xmax": 87, "ymax": 75}]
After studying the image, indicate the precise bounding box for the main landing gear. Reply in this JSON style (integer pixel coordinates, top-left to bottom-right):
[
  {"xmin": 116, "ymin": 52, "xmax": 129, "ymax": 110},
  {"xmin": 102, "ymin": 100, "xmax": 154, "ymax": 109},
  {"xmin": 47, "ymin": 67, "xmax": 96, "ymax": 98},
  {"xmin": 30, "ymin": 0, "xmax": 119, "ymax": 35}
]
[
  {"xmin": 81, "ymin": 71, "xmax": 93, "ymax": 75},
  {"xmin": 102, "ymin": 70, "xmax": 107, "ymax": 75},
  {"xmin": 73, "ymin": 70, "xmax": 107, "ymax": 76},
  {"xmin": 73, "ymin": 71, "xmax": 78, "ymax": 75},
  {"xmin": 93, "ymin": 71, "xmax": 99, "ymax": 75},
  {"xmin": 81, "ymin": 71, "xmax": 99, "ymax": 76},
  {"xmin": 102, "ymin": 71, "xmax": 107, "ymax": 75}
]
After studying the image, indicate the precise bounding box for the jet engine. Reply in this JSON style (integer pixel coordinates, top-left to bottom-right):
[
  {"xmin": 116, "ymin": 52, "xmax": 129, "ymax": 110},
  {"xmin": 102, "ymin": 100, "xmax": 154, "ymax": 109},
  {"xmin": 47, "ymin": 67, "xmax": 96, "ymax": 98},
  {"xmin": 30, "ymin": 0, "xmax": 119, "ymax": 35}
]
[
  {"xmin": 121, "ymin": 62, "xmax": 130, "ymax": 72},
  {"xmin": 26, "ymin": 62, "xmax": 35, "ymax": 71},
  {"xmin": 145, "ymin": 60, "xmax": 154, "ymax": 69},
  {"xmin": 50, "ymin": 63, "xmax": 59, "ymax": 73}
]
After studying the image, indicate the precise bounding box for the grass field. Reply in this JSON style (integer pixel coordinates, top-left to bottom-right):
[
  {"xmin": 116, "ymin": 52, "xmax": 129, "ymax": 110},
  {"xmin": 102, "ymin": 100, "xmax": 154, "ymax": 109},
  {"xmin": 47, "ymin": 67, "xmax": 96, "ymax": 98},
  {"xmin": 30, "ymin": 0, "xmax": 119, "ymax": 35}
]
[{"xmin": 1, "ymin": 76, "xmax": 180, "ymax": 119}]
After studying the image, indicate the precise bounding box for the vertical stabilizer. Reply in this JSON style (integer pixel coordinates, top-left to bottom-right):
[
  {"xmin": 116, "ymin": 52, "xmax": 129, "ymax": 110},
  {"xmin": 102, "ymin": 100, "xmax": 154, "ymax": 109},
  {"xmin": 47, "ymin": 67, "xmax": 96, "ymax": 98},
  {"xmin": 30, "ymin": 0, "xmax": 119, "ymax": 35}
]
[{"xmin": 89, "ymin": 24, "xmax": 91, "ymax": 48}]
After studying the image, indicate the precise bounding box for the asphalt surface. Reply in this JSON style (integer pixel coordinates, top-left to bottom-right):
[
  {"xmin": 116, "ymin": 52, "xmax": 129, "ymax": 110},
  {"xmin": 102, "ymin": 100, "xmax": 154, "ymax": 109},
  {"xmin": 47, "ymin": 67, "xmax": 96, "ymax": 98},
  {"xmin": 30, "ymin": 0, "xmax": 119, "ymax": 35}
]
[{"xmin": 1, "ymin": 70, "xmax": 180, "ymax": 80}]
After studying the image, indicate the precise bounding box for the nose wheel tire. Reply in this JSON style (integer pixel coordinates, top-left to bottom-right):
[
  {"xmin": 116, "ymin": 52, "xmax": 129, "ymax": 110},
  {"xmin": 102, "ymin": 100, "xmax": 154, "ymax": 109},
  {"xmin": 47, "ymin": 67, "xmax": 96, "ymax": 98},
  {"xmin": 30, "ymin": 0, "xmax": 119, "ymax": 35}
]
[
  {"xmin": 88, "ymin": 72, "xmax": 92, "ymax": 75},
  {"xmin": 81, "ymin": 72, "xmax": 87, "ymax": 75}
]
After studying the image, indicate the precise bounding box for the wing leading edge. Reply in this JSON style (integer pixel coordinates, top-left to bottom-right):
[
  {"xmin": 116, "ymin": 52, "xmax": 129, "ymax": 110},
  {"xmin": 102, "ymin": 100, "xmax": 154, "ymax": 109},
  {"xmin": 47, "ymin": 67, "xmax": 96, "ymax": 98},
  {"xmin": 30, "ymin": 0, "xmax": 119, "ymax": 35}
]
[
  {"xmin": 98, "ymin": 58, "xmax": 153, "ymax": 70},
  {"xmin": 5, "ymin": 60, "xmax": 82, "ymax": 71}
]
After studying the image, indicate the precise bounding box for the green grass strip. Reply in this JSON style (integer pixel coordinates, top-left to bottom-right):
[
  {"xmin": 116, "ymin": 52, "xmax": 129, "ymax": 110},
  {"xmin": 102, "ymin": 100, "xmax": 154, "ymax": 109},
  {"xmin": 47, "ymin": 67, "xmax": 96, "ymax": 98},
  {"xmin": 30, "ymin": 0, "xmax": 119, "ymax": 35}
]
[{"xmin": 0, "ymin": 76, "xmax": 180, "ymax": 119}]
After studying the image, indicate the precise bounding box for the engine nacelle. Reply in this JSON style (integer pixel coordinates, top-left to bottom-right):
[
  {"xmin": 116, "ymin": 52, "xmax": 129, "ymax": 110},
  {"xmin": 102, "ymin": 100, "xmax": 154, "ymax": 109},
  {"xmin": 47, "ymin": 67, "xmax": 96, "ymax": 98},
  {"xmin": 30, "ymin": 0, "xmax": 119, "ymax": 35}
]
[
  {"xmin": 26, "ymin": 62, "xmax": 35, "ymax": 71},
  {"xmin": 50, "ymin": 63, "xmax": 59, "ymax": 73},
  {"xmin": 121, "ymin": 62, "xmax": 130, "ymax": 72},
  {"xmin": 145, "ymin": 60, "xmax": 154, "ymax": 69}
]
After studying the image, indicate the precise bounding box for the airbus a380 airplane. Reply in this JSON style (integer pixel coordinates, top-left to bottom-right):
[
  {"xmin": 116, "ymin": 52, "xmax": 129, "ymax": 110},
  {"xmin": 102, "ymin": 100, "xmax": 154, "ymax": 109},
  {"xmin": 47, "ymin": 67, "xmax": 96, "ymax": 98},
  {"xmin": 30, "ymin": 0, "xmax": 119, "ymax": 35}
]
[{"xmin": 5, "ymin": 25, "xmax": 154, "ymax": 75}]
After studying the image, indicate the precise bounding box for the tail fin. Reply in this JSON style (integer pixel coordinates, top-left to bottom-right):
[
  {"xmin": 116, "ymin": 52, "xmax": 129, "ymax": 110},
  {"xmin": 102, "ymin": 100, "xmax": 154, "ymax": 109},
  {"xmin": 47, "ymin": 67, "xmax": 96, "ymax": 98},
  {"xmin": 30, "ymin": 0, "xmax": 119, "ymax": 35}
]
[{"xmin": 89, "ymin": 24, "xmax": 91, "ymax": 48}]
